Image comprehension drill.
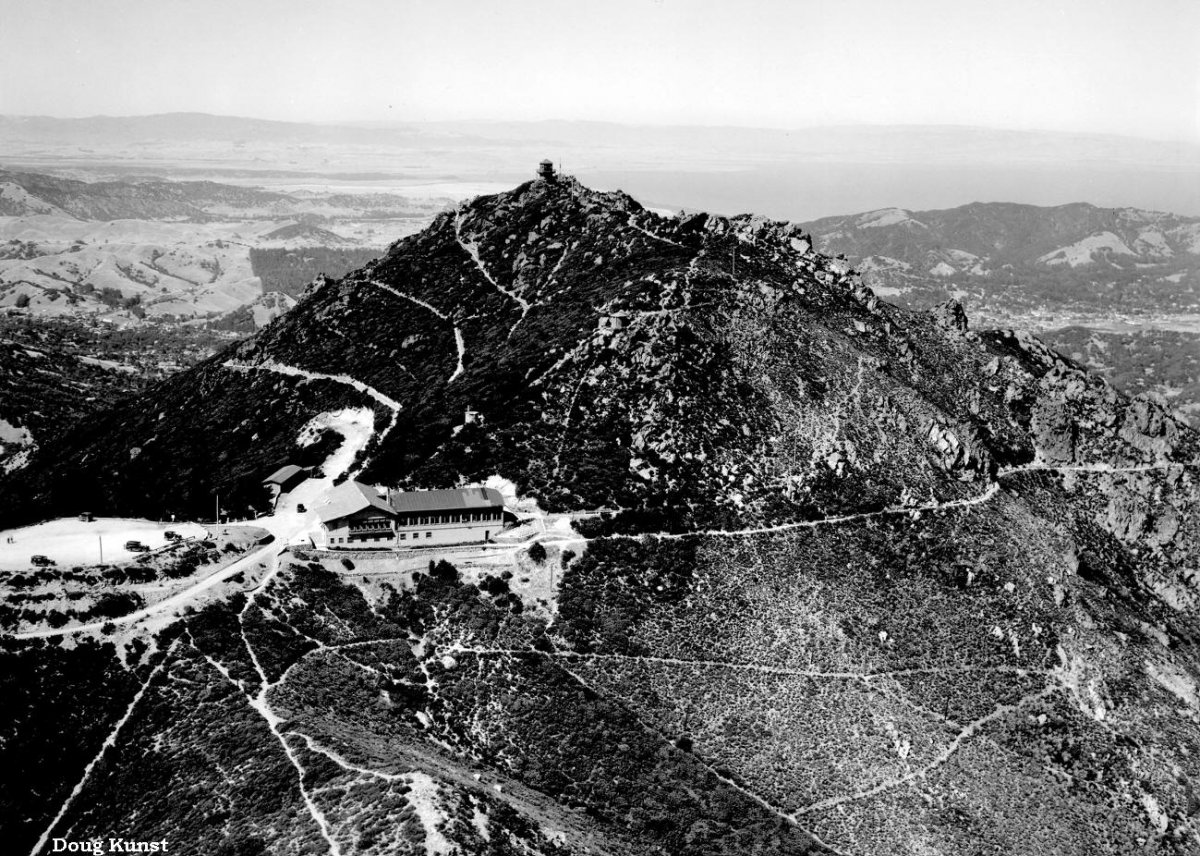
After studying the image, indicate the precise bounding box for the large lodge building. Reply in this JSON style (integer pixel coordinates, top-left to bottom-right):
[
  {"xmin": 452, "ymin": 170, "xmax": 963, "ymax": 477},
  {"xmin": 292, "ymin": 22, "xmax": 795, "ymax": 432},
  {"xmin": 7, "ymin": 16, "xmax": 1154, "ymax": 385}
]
[{"xmin": 314, "ymin": 481, "xmax": 506, "ymax": 549}]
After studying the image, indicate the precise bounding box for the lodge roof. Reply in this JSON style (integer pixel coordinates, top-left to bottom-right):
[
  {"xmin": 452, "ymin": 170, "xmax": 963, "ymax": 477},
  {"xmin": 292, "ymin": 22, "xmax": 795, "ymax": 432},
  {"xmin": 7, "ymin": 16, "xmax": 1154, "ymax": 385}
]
[
  {"xmin": 316, "ymin": 480, "xmax": 394, "ymax": 524},
  {"xmin": 317, "ymin": 483, "xmax": 506, "ymax": 525},
  {"xmin": 388, "ymin": 486, "xmax": 505, "ymax": 514}
]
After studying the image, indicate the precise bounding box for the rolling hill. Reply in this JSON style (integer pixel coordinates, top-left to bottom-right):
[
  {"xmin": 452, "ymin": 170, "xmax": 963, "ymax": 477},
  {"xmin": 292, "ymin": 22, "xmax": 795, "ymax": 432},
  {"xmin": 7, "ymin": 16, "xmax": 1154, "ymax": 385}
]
[{"xmin": 0, "ymin": 169, "xmax": 438, "ymax": 324}]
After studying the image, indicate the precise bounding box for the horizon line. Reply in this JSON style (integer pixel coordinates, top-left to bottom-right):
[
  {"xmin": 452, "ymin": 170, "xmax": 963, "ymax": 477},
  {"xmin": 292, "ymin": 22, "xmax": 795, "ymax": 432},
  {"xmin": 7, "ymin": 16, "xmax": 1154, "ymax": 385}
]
[{"xmin": 1, "ymin": 111, "xmax": 1196, "ymax": 147}]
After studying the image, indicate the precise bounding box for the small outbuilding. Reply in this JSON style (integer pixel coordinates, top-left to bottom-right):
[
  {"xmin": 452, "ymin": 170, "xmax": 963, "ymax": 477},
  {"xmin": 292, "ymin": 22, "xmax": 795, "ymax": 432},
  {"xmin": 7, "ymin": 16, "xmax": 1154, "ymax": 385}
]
[
  {"xmin": 263, "ymin": 464, "xmax": 309, "ymax": 493},
  {"xmin": 537, "ymin": 159, "xmax": 555, "ymax": 181},
  {"xmin": 597, "ymin": 312, "xmax": 629, "ymax": 332}
]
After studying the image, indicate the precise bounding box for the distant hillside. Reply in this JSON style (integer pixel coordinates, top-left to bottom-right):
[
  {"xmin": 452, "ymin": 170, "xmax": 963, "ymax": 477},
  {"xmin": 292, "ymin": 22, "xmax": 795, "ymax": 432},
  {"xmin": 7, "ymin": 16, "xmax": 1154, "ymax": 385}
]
[
  {"xmin": 0, "ymin": 333, "xmax": 140, "ymax": 473},
  {"xmin": 207, "ymin": 291, "xmax": 298, "ymax": 334},
  {"xmin": 0, "ymin": 169, "xmax": 439, "ymax": 324},
  {"xmin": 0, "ymin": 170, "xmax": 286, "ymax": 221},
  {"xmin": 260, "ymin": 222, "xmax": 359, "ymax": 247},
  {"xmin": 249, "ymin": 246, "xmax": 381, "ymax": 298},
  {"xmin": 0, "ymin": 169, "xmax": 447, "ymax": 222},
  {"xmin": 6, "ymin": 113, "xmax": 1200, "ymax": 218},
  {"xmin": 0, "ymin": 315, "xmax": 229, "ymax": 471},
  {"xmin": 801, "ymin": 201, "xmax": 1200, "ymax": 320}
]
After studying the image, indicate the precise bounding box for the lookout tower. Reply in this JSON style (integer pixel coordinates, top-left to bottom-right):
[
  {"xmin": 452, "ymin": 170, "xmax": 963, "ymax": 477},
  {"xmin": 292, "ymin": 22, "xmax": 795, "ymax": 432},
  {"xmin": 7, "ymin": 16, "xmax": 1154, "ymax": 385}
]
[{"xmin": 537, "ymin": 159, "xmax": 555, "ymax": 181}]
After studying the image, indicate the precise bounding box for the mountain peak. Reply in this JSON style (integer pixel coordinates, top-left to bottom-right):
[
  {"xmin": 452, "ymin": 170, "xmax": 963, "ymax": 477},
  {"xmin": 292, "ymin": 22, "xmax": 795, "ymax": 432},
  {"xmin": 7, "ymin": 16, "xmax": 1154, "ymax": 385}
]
[{"xmin": 3, "ymin": 176, "xmax": 1196, "ymax": 533}]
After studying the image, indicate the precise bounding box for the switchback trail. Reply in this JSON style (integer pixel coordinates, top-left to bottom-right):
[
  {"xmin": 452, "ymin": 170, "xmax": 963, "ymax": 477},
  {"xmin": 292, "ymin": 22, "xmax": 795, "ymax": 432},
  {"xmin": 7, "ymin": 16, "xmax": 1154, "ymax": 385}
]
[
  {"xmin": 223, "ymin": 359, "xmax": 401, "ymax": 413},
  {"xmin": 555, "ymin": 658, "xmax": 851, "ymax": 856},
  {"xmin": 453, "ymin": 209, "xmax": 530, "ymax": 339},
  {"xmin": 449, "ymin": 646, "xmax": 1044, "ymax": 684},
  {"xmin": 999, "ymin": 461, "xmax": 1196, "ymax": 477},
  {"xmin": 223, "ymin": 358, "xmax": 402, "ymax": 472},
  {"xmin": 536, "ymin": 481, "xmax": 1002, "ymax": 547},
  {"xmin": 366, "ymin": 279, "xmax": 466, "ymax": 384},
  {"xmin": 791, "ymin": 685, "xmax": 1058, "ymax": 818},
  {"xmin": 534, "ymin": 458, "xmax": 1197, "ymax": 549}
]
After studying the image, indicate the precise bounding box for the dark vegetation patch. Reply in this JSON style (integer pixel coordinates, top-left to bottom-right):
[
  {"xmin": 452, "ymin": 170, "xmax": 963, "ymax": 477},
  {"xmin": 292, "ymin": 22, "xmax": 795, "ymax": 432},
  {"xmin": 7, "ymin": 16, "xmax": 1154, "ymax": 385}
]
[
  {"xmin": 187, "ymin": 595, "xmax": 258, "ymax": 687},
  {"xmin": 47, "ymin": 645, "xmax": 315, "ymax": 853},
  {"xmin": 558, "ymin": 539, "xmax": 698, "ymax": 654},
  {"xmin": 249, "ymin": 246, "xmax": 380, "ymax": 298},
  {"xmin": 0, "ymin": 360, "xmax": 366, "ymax": 527},
  {"xmin": 0, "ymin": 639, "xmax": 140, "ymax": 853}
]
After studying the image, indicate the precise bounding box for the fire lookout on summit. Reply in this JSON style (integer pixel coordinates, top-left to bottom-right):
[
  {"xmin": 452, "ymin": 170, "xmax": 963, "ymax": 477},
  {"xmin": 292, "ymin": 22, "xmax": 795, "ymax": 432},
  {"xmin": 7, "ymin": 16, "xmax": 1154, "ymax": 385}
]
[{"xmin": 537, "ymin": 159, "xmax": 555, "ymax": 180}]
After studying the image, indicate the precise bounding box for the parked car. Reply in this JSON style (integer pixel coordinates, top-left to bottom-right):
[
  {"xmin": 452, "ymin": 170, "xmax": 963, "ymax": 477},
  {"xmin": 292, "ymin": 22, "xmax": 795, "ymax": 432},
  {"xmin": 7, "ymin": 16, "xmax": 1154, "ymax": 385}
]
[
  {"xmin": 124, "ymin": 540, "xmax": 150, "ymax": 552},
  {"xmin": 163, "ymin": 531, "xmax": 182, "ymax": 542},
  {"xmin": 296, "ymin": 503, "xmax": 306, "ymax": 513},
  {"xmin": 30, "ymin": 555, "xmax": 54, "ymax": 567}
]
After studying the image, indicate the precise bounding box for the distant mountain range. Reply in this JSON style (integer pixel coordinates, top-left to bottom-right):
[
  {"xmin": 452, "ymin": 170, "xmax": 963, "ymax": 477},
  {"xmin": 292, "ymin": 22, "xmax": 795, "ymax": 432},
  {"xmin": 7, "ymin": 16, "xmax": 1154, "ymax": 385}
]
[
  {"xmin": 0, "ymin": 169, "xmax": 445, "ymax": 223},
  {"xmin": 3, "ymin": 112, "xmax": 1199, "ymax": 218},
  {"xmin": 802, "ymin": 201, "xmax": 1200, "ymax": 322},
  {"xmin": 3, "ymin": 113, "xmax": 1196, "ymax": 167}
]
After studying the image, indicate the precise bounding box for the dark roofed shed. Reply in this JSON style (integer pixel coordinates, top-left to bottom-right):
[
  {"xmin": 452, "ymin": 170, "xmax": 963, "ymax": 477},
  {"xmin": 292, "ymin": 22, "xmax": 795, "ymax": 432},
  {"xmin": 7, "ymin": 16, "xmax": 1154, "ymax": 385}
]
[{"xmin": 263, "ymin": 464, "xmax": 308, "ymax": 491}]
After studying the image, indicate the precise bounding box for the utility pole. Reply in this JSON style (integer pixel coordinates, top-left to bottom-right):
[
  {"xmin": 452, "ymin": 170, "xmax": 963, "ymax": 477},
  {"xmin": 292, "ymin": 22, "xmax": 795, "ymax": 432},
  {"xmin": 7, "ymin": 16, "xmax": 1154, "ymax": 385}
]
[
  {"xmin": 215, "ymin": 493, "xmax": 220, "ymax": 525},
  {"xmin": 98, "ymin": 536, "xmax": 103, "ymax": 564}
]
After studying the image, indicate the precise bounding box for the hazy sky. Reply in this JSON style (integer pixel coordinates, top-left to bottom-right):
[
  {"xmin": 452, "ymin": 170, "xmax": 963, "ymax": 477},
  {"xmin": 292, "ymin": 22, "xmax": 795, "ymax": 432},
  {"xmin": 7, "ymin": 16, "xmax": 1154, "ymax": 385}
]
[{"xmin": 2, "ymin": 0, "xmax": 1197, "ymax": 141}]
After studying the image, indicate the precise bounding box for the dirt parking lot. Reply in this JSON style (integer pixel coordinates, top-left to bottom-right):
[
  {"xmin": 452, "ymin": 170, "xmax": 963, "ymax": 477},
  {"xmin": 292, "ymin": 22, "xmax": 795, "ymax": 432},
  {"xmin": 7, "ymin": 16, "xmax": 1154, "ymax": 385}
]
[{"xmin": 0, "ymin": 517, "xmax": 207, "ymax": 571}]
